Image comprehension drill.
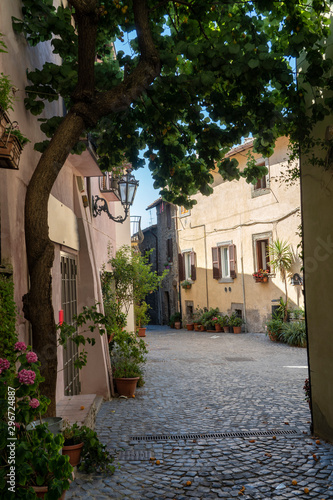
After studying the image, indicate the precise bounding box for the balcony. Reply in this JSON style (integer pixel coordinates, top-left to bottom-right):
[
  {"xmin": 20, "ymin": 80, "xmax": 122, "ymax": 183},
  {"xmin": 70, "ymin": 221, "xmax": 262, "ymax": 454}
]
[{"xmin": 131, "ymin": 216, "xmax": 144, "ymax": 246}]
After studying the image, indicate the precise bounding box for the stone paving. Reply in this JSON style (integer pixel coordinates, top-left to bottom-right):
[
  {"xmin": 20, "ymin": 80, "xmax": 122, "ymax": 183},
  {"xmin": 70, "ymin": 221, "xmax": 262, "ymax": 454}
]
[{"xmin": 67, "ymin": 327, "xmax": 333, "ymax": 499}]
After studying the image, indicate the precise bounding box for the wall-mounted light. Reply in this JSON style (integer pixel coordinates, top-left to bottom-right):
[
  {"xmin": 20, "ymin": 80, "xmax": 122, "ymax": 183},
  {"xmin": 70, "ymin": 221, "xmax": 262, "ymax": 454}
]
[{"xmin": 92, "ymin": 170, "xmax": 139, "ymax": 223}]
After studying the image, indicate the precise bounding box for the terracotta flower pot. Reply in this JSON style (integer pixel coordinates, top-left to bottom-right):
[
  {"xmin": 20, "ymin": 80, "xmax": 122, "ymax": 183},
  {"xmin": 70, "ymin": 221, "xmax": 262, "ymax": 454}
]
[
  {"xmin": 62, "ymin": 442, "xmax": 84, "ymax": 466},
  {"xmin": 186, "ymin": 324, "xmax": 194, "ymax": 331},
  {"xmin": 115, "ymin": 377, "xmax": 140, "ymax": 397},
  {"xmin": 262, "ymin": 276, "xmax": 268, "ymax": 282},
  {"xmin": 174, "ymin": 321, "xmax": 181, "ymax": 329},
  {"xmin": 233, "ymin": 326, "xmax": 242, "ymax": 334},
  {"xmin": 194, "ymin": 324, "xmax": 200, "ymax": 331},
  {"xmin": 138, "ymin": 327, "xmax": 146, "ymax": 337},
  {"xmin": 223, "ymin": 326, "xmax": 231, "ymax": 333},
  {"xmin": 215, "ymin": 324, "xmax": 222, "ymax": 332}
]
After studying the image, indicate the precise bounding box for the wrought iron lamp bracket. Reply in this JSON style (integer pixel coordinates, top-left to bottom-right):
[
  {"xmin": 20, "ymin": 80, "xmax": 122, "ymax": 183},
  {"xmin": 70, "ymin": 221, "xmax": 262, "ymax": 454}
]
[{"xmin": 92, "ymin": 195, "xmax": 129, "ymax": 223}]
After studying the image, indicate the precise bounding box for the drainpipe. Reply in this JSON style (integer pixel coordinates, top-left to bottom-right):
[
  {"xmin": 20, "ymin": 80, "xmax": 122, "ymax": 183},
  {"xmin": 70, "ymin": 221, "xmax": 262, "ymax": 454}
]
[
  {"xmin": 189, "ymin": 223, "xmax": 209, "ymax": 309},
  {"xmin": 240, "ymin": 236, "xmax": 247, "ymax": 332}
]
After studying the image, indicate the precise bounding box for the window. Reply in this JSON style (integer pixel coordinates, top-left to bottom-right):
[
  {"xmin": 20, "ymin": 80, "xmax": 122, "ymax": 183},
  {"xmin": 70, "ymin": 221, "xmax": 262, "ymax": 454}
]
[
  {"xmin": 178, "ymin": 251, "xmax": 196, "ymax": 281},
  {"xmin": 254, "ymin": 175, "xmax": 267, "ymax": 190},
  {"xmin": 212, "ymin": 243, "xmax": 237, "ymax": 280},
  {"xmin": 167, "ymin": 238, "xmax": 173, "ymax": 262},
  {"xmin": 166, "ymin": 204, "xmax": 171, "ymax": 228},
  {"xmin": 179, "ymin": 206, "xmax": 191, "ymax": 217},
  {"xmin": 253, "ymin": 233, "xmax": 272, "ymax": 272},
  {"xmin": 220, "ymin": 246, "xmax": 230, "ymax": 278},
  {"xmin": 251, "ymin": 158, "xmax": 269, "ymax": 197}
]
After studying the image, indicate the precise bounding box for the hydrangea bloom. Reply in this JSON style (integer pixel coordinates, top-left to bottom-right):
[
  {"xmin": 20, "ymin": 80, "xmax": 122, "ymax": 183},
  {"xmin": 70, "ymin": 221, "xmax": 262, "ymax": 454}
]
[
  {"xmin": 26, "ymin": 352, "xmax": 38, "ymax": 364},
  {"xmin": 29, "ymin": 398, "xmax": 40, "ymax": 409},
  {"xmin": 17, "ymin": 369, "xmax": 36, "ymax": 385},
  {"xmin": 0, "ymin": 359, "xmax": 10, "ymax": 372},
  {"xmin": 14, "ymin": 342, "xmax": 27, "ymax": 352}
]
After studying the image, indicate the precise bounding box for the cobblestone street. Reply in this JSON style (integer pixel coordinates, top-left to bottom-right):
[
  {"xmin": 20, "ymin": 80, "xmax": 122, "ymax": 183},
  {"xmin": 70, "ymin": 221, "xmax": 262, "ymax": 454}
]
[{"xmin": 67, "ymin": 327, "xmax": 333, "ymax": 499}]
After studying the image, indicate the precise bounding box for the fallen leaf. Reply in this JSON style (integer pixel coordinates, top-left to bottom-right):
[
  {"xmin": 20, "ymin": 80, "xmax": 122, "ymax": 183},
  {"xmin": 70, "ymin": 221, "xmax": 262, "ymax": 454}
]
[
  {"xmin": 316, "ymin": 440, "xmax": 321, "ymax": 445},
  {"xmin": 80, "ymin": 406, "xmax": 85, "ymax": 410},
  {"xmin": 272, "ymin": 436, "xmax": 277, "ymax": 440},
  {"xmin": 185, "ymin": 481, "xmax": 192, "ymax": 486},
  {"xmin": 292, "ymin": 480, "xmax": 297, "ymax": 486},
  {"xmin": 249, "ymin": 439, "xmax": 256, "ymax": 443},
  {"xmin": 155, "ymin": 460, "xmax": 160, "ymax": 465},
  {"xmin": 304, "ymin": 487, "xmax": 309, "ymax": 494},
  {"xmin": 265, "ymin": 453, "xmax": 272, "ymax": 458}
]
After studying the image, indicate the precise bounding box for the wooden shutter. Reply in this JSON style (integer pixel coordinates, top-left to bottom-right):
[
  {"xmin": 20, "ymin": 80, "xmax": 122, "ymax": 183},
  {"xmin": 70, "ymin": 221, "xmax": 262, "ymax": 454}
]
[
  {"xmin": 190, "ymin": 251, "xmax": 196, "ymax": 281},
  {"xmin": 229, "ymin": 244, "xmax": 237, "ymax": 278},
  {"xmin": 166, "ymin": 204, "xmax": 171, "ymax": 228},
  {"xmin": 256, "ymin": 240, "xmax": 262, "ymax": 271},
  {"xmin": 167, "ymin": 238, "xmax": 173, "ymax": 262},
  {"xmin": 212, "ymin": 247, "xmax": 221, "ymax": 280},
  {"xmin": 178, "ymin": 253, "xmax": 185, "ymax": 281}
]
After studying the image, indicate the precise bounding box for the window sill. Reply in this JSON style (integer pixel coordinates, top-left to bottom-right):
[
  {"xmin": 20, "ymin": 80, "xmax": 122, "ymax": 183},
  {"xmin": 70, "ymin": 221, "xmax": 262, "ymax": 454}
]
[
  {"xmin": 251, "ymin": 188, "xmax": 270, "ymax": 198},
  {"xmin": 219, "ymin": 277, "xmax": 234, "ymax": 283}
]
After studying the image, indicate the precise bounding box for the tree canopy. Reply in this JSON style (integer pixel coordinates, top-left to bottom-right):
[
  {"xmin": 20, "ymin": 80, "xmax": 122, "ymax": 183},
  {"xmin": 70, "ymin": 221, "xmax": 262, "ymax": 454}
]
[
  {"xmin": 9, "ymin": 0, "xmax": 333, "ymax": 414},
  {"xmin": 13, "ymin": 0, "xmax": 333, "ymax": 207}
]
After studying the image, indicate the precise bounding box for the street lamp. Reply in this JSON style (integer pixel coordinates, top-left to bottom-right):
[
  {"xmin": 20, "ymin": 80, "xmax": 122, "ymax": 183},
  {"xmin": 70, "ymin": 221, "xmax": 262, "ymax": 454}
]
[{"xmin": 92, "ymin": 170, "xmax": 139, "ymax": 223}]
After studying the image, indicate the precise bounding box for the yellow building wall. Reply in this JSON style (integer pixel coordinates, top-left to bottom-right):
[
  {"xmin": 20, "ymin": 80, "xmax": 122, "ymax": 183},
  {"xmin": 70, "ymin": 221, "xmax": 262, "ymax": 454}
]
[{"xmin": 178, "ymin": 137, "xmax": 303, "ymax": 332}]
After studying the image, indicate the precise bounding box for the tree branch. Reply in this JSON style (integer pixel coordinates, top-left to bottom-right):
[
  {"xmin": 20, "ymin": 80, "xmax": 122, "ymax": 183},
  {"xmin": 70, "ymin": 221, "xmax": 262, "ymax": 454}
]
[{"xmin": 91, "ymin": 0, "xmax": 161, "ymax": 119}]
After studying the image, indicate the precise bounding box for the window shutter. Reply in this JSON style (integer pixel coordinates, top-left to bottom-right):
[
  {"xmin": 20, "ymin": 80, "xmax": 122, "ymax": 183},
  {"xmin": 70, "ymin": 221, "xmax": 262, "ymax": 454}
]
[
  {"xmin": 166, "ymin": 204, "xmax": 171, "ymax": 228},
  {"xmin": 167, "ymin": 238, "xmax": 173, "ymax": 262},
  {"xmin": 212, "ymin": 247, "xmax": 221, "ymax": 280},
  {"xmin": 256, "ymin": 240, "xmax": 262, "ymax": 271},
  {"xmin": 178, "ymin": 253, "xmax": 185, "ymax": 281},
  {"xmin": 229, "ymin": 244, "xmax": 237, "ymax": 278},
  {"xmin": 190, "ymin": 251, "xmax": 196, "ymax": 281}
]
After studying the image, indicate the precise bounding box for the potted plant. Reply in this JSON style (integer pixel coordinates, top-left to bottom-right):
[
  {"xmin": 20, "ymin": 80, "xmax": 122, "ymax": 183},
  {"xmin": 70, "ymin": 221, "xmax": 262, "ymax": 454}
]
[
  {"xmin": 184, "ymin": 312, "xmax": 194, "ymax": 330},
  {"xmin": 135, "ymin": 300, "xmax": 150, "ymax": 337},
  {"xmin": 0, "ymin": 343, "xmax": 73, "ymax": 499},
  {"xmin": 212, "ymin": 316, "xmax": 222, "ymax": 332},
  {"xmin": 192, "ymin": 306, "xmax": 204, "ymax": 330},
  {"xmin": 265, "ymin": 317, "xmax": 283, "ymax": 342},
  {"xmin": 181, "ymin": 280, "xmax": 192, "ymax": 289},
  {"xmin": 61, "ymin": 421, "xmax": 115, "ymax": 472},
  {"xmin": 200, "ymin": 307, "xmax": 220, "ymax": 331},
  {"xmin": 229, "ymin": 313, "xmax": 244, "ymax": 333},
  {"xmin": 220, "ymin": 314, "xmax": 231, "ymax": 333},
  {"xmin": 252, "ymin": 269, "xmax": 269, "ymax": 283},
  {"xmin": 61, "ymin": 421, "xmax": 84, "ymax": 467},
  {"xmin": 110, "ymin": 329, "xmax": 148, "ymax": 397},
  {"xmin": 169, "ymin": 311, "xmax": 181, "ymax": 329}
]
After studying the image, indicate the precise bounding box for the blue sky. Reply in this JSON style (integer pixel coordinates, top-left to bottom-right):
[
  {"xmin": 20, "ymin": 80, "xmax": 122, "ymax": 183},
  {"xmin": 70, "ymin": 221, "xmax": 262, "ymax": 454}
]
[{"xmin": 131, "ymin": 164, "xmax": 159, "ymax": 230}]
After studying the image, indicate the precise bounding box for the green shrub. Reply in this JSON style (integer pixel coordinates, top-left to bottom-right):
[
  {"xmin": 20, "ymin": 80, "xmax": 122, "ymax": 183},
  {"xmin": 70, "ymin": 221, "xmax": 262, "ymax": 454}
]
[
  {"xmin": 0, "ymin": 274, "xmax": 17, "ymax": 363},
  {"xmin": 266, "ymin": 318, "xmax": 284, "ymax": 342},
  {"xmin": 200, "ymin": 307, "xmax": 220, "ymax": 329},
  {"xmin": 280, "ymin": 321, "xmax": 307, "ymax": 347}
]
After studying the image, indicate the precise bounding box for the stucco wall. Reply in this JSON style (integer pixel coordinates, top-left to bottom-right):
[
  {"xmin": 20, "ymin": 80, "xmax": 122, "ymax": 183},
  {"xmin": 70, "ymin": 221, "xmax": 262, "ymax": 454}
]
[{"xmin": 178, "ymin": 137, "xmax": 303, "ymax": 332}]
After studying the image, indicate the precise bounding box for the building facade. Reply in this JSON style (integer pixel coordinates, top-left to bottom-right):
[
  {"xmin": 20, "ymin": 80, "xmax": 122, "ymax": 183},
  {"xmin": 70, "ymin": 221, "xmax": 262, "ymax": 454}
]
[
  {"xmin": 140, "ymin": 200, "xmax": 180, "ymax": 325},
  {"xmin": 0, "ymin": 1, "xmax": 134, "ymax": 403},
  {"xmin": 177, "ymin": 136, "xmax": 303, "ymax": 332}
]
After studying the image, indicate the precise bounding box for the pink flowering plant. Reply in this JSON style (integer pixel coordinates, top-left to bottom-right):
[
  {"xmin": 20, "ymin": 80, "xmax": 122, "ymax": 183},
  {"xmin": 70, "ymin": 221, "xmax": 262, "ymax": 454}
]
[
  {"xmin": 0, "ymin": 343, "xmax": 73, "ymax": 498},
  {"xmin": 0, "ymin": 342, "xmax": 49, "ymax": 428}
]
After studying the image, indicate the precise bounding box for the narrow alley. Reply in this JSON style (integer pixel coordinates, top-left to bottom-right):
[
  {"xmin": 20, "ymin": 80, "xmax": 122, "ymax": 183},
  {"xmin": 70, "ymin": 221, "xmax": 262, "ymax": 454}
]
[{"xmin": 67, "ymin": 327, "xmax": 333, "ymax": 499}]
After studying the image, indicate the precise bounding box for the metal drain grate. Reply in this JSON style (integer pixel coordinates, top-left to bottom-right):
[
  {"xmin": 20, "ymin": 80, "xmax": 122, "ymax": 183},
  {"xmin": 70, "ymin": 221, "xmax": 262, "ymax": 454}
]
[{"xmin": 131, "ymin": 429, "xmax": 298, "ymax": 442}]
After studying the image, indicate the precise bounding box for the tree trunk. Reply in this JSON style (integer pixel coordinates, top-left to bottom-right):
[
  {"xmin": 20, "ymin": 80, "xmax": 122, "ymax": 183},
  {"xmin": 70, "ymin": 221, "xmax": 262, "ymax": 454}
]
[
  {"xmin": 23, "ymin": 111, "xmax": 86, "ymax": 416},
  {"xmin": 21, "ymin": 0, "xmax": 161, "ymax": 415}
]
